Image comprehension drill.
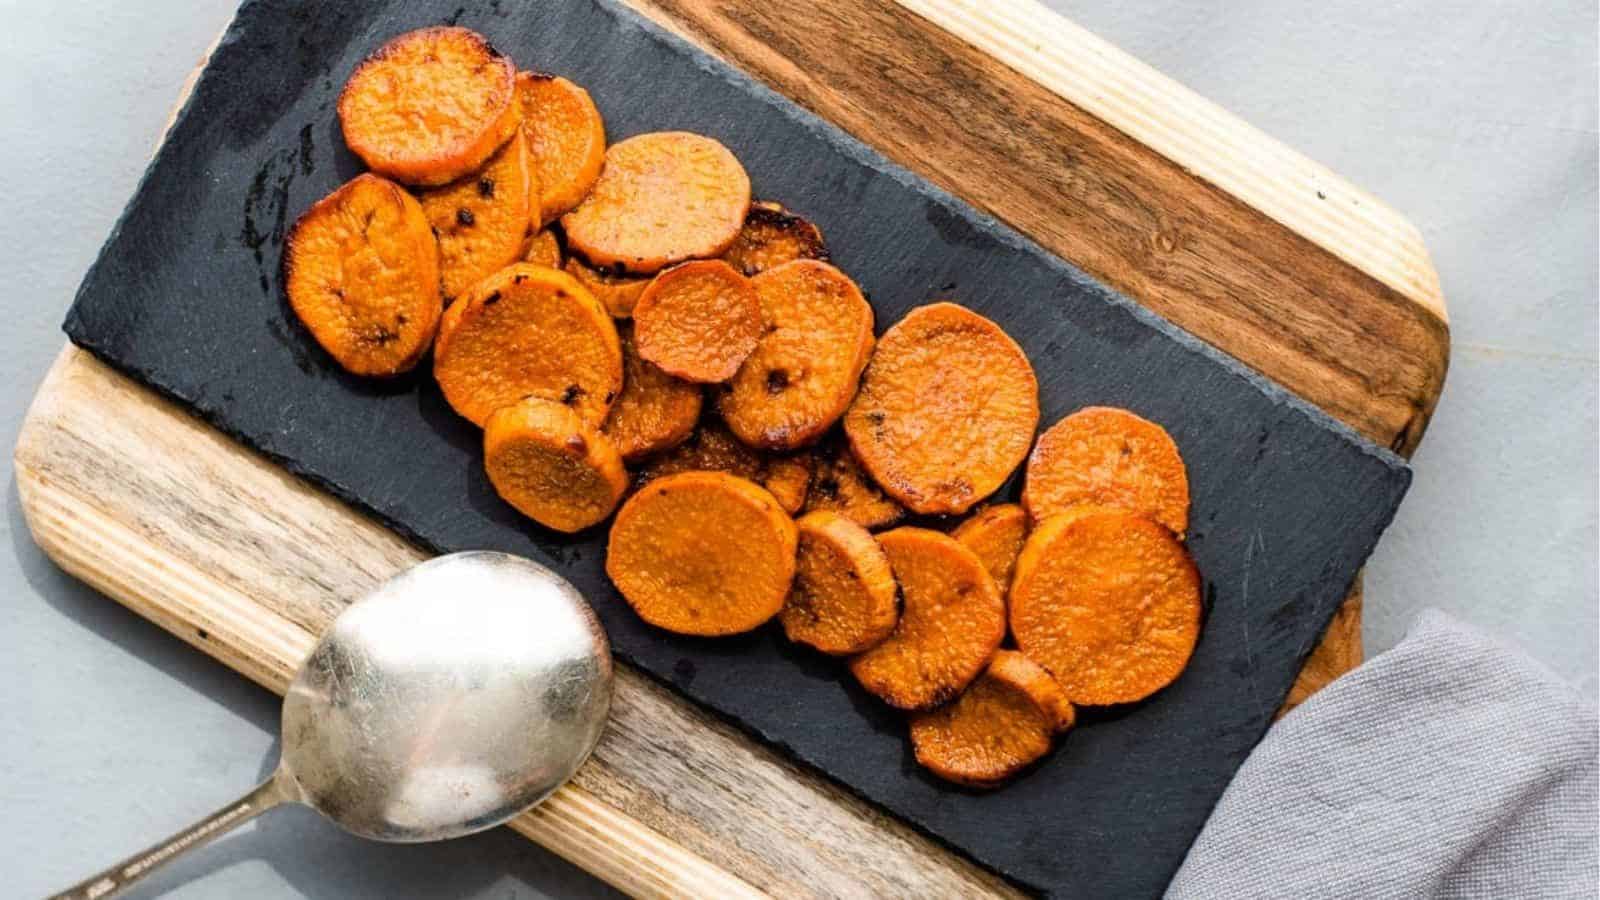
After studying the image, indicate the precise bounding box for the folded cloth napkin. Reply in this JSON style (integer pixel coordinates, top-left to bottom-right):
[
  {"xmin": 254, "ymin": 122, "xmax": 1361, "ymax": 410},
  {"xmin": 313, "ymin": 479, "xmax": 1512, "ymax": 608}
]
[{"xmin": 1169, "ymin": 609, "xmax": 1597, "ymax": 899}]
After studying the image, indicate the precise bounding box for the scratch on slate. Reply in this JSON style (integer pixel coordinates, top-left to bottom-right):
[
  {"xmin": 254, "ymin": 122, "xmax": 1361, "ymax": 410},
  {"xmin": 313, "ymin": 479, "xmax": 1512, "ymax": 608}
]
[{"xmin": 1239, "ymin": 528, "xmax": 1269, "ymax": 720}]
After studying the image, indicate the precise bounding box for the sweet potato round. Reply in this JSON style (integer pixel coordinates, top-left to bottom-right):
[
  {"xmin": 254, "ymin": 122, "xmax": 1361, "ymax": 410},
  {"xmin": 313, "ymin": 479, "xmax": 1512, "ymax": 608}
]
[
  {"xmin": 565, "ymin": 257, "xmax": 650, "ymax": 318},
  {"xmin": 1023, "ymin": 406, "xmax": 1191, "ymax": 535},
  {"xmin": 634, "ymin": 419, "xmax": 811, "ymax": 515},
  {"xmin": 633, "ymin": 260, "xmax": 762, "ymax": 383},
  {"xmin": 284, "ymin": 173, "xmax": 441, "ymax": 376},
  {"xmin": 601, "ymin": 323, "xmax": 702, "ymax": 462},
  {"xmin": 802, "ymin": 433, "xmax": 905, "ymax": 530},
  {"xmin": 483, "ymin": 396, "xmax": 627, "ymax": 532},
  {"xmin": 722, "ymin": 202, "xmax": 828, "ymax": 276},
  {"xmin": 952, "ymin": 503, "xmax": 1029, "ymax": 597},
  {"xmin": 781, "ymin": 511, "xmax": 899, "ymax": 655},
  {"xmin": 910, "ymin": 650, "xmax": 1074, "ymax": 788},
  {"xmin": 516, "ymin": 72, "xmax": 606, "ymax": 220},
  {"xmin": 338, "ymin": 27, "xmax": 520, "ymax": 186},
  {"xmin": 522, "ymin": 228, "xmax": 563, "ymax": 269},
  {"xmin": 419, "ymin": 129, "xmax": 540, "ymax": 304}
]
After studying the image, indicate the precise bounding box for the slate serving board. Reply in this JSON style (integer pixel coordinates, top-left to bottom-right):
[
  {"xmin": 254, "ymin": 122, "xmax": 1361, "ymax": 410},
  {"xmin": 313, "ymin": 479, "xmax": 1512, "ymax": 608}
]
[{"xmin": 62, "ymin": 0, "xmax": 1411, "ymax": 895}]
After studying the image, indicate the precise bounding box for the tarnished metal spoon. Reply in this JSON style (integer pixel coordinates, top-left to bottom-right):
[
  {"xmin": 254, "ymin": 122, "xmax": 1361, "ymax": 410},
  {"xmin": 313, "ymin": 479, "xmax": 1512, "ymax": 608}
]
[{"xmin": 52, "ymin": 551, "xmax": 612, "ymax": 900}]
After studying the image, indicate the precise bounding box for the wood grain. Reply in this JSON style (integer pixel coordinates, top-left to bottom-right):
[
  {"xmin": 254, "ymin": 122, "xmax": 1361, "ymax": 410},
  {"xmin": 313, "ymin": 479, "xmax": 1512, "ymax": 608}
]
[{"xmin": 16, "ymin": 1, "xmax": 1448, "ymax": 895}]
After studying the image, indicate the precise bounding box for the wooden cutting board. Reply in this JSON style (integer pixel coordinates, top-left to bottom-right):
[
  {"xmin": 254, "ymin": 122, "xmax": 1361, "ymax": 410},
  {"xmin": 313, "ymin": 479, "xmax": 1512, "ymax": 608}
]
[{"xmin": 15, "ymin": 1, "xmax": 1447, "ymax": 896}]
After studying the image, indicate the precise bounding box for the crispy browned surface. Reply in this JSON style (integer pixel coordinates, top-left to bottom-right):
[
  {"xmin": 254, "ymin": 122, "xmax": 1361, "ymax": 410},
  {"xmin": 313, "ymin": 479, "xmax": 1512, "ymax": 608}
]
[
  {"xmin": 565, "ymin": 256, "xmax": 650, "ymax": 318},
  {"xmin": 781, "ymin": 511, "xmax": 899, "ymax": 655},
  {"xmin": 952, "ymin": 503, "xmax": 1029, "ymax": 597},
  {"xmin": 849, "ymin": 528, "xmax": 1004, "ymax": 710},
  {"xmin": 337, "ymin": 27, "xmax": 520, "ymax": 186},
  {"xmin": 909, "ymin": 650, "xmax": 1071, "ymax": 788},
  {"xmin": 722, "ymin": 203, "xmax": 828, "ymax": 276},
  {"xmin": 522, "ymin": 228, "xmax": 563, "ymax": 269},
  {"xmin": 419, "ymin": 130, "xmax": 540, "ymax": 304},
  {"xmin": 563, "ymin": 131, "xmax": 750, "ymax": 274},
  {"xmin": 602, "ymin": 323, "xmax": 702, "ymax": 462},
  {"xmin": 845, "ymin": 303, "xmax": 1039, "ymax": 515},
  {"xmin": 633, "ymin": 260, "xmax": 762, "ymax": 383},
  {"xmin": 607, "ymin": 471, "xmax": 798, "ymax": 636},
  {"xmin": 719, "ymin": 260, "xmax": 875, "ymax": 450},
  {"xmin": 1023, "ymin": 406, "xmax": 1191, "ymax": 535},
  {"xmin": 433, "ymin": 263, "xmax": 621, "ymax": 427},
  {"xmin": 516, "ymin": 72, "xmax": 606, "ymax": 220},
  {"xmin": 1011, "ymin": 509, "xmax": 1201, "ymax": 706},
  {"xmin": 483, "ymin": 396, "xmax": 627, "ymax": 532},
  {"xmin": 284, "ymin": 173, "xmax": 441, "ymax": 376},
  {"xmin": 634, "ymin": 419, "xmax": 808, "ymax": 514},
  {"xmin": 802, "ymin": 433, "xmax": 905, "ymax": 530}
]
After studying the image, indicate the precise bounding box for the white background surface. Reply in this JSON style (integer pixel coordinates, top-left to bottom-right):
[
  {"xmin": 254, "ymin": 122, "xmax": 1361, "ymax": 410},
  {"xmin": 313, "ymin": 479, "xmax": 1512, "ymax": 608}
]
[{"xmin": 2, "ymin": 1, "xmax": 1594, "ymax": 896}]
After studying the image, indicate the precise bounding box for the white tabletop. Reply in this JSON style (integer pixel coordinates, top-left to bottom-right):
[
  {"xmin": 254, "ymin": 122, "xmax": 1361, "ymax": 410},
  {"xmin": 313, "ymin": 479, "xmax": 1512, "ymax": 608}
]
[{"xmin": 3, "ymin": 1, "xmax": 1593, "ymax": 896}]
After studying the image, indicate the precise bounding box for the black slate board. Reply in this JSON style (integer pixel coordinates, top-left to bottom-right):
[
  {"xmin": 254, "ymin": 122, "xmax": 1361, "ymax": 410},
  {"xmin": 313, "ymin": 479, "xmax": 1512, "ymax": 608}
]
[{"xmin": 64, "ymin": 1, "xmax": 1410, "ymax": 895}]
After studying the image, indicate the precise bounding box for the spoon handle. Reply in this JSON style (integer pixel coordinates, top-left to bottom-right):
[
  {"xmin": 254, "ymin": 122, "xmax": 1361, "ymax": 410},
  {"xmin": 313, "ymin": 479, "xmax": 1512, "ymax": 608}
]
[{"xmin": 47, "ymin": 774, "xmax": 291, "ymax": 900}]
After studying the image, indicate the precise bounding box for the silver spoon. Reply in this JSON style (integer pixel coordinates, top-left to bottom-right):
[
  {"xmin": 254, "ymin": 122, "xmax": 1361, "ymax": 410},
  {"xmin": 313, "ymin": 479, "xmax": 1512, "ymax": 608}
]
[{"xmin": 52, "ymin": 551, "xmax": 612, "ymax": 900}]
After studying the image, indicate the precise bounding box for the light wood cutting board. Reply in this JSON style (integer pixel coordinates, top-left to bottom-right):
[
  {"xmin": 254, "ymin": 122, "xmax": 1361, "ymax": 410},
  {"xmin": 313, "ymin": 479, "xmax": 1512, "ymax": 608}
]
[{"xmin": 15, "ymin": 1, "xmax": 1448, "ymax": 896}]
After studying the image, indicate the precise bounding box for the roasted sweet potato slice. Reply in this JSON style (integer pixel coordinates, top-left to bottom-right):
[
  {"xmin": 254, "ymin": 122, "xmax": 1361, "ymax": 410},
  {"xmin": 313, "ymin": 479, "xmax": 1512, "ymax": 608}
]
[
  {"xmin": 781, "ymin": 511, "xmax": 899, "ymax": 655},
  {"xmin": 633, "ymin": 260, "xmax": 762, "ymax": 383},
  {"xmin": 523, "ymin": 228, "xmax": 563, "ymax": 268},
  {"xmin": 722, "ymin": 203, "xmax": 828, "ymax": 276},
  {"xmin": 1023, "ymin": 406, "xmax": 1191, "ymax": 535},
  {"xmin": 845, "ymin": 303, "xmax": 1039, "ymax": 515},
  {"xmin": 910, "ymin": 650, "xmax": 1074, "ymax": 788},
  {"xmin": 719, "ymin": 260, "xmax": 875, "ymax": 450},
  {"xmin": 419, "ymin": 130, "xmax": 540, "ymax": 304},
  {"xmin": 284, "ymin": 173, "xmax": 441, "ymax": 376},
  {"xmin": 562, "ymin": 131, "xmax": 750, "ymax": 274},
  {"xmin": 1010, "ymin": 508, "xmax": 1202, "ymax": 706},
  {"xmin": 483, "ymin": 396, "xmax": 627, "ymax": 532},
  {"xmin": 516, "ymin": 72, "xmax": 607, "ymax": 220},
  {"xmin": 952, "ymin": 503, "xmax": 1029, "ymax": 596},
  {"xmin": 338, "ymin": 27, "xmax": 520, "ymax": 186},
  {"xmin": 634, "ymin": 419, "xmax": 809, "ymax": 514},
  {"xmin": 601, "ymin": 323, "xmax": 702, "ymax": 462},
  {"xmin": 849, "ymin": 528, "xmax": 1004, "ymax": 710},
  {"xmin": 802, "ymin": 433, "xmax": 905, "ymax": 530},
  {"xmin": 607, "ymin": 471, "xmax": 798, "ymax": 636},
  {"xmin": 565, "ymin": 257, "xmax": 650, "ymax": 318},
  {"xmin": 433, "ymin": 263, "xmax": 622, "ymax": 427}
]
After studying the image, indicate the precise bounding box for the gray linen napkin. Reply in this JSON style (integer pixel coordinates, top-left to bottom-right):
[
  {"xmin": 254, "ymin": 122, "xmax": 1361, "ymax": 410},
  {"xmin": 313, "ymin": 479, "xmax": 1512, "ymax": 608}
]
[{"xmin": 1169, "ymin": 609, "xmax": 1597, "ymax": 899}]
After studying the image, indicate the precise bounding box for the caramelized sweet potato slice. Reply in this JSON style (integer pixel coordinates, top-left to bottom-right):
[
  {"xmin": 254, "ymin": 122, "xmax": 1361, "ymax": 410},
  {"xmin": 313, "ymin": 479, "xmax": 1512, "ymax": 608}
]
[
  {"xmin": 562, "ymin": 131, "xmax": 750, "ymax": 274},
  {"xmin": 802, "ymin": 433, "xmax": 905, "ymax": 530},
  {"xmin": 722, "ymin": 203, "xmax": 828, "ymax": 276},
  {"xmin": 601, "ymin": 323, "xmax": 702, "ymax": 462},
  {"xmin": 849, "ymin": 528, "xmax": 1004, "ymax": 710},
  {"xmin": 516, "ymin": 72, "xmax": 607, "ymax": 220},
  {"xmin": 845, "ymin": 303, "xmax": 1039, "ymax": 515},
  {"xmin": 607, "ymin": 471, "xmax": 798, "ymax": 636},
  {"xmin": 284, "ymin": 173, "xmax": 441, "ymax": 376},
  {"xmin": 338, "ymin": 27, "xmax": 520, "ymax": 186},
  {"xmin": 484, "ymin": 396, "xmax": 627, "ymax": 532},
  {"xmin": 952, "ymin": 503, "xmax": 1029, "ymax": 596},
  {"xmin": 565, "ymin": 257, "xmax": 649, "ymax": 318},
  {"xmin": 633, "ymin": 260, "xmax": 762, "ymax": 383},
  {"xmin": 1022, "ymin": 406, "xmax": 1191, "ymax": 535},
  {"xmin": 719, "ymin": 260, "xmax": 875, "ymax": 450},
  {"xmin": 433, "ymin": 263, "xmax": 622, "ymax": 427},
  {"xmin": 1010, "ymin": 508, "xmax": 1202, "ymax": 705},
  {"xmin": 419, "ymin": 130, "xmax": 540, "ymax": 304},
  {"xmin": 523, "ymin": 228, "xmax": 563, "ymax": 268},
  {"xmin": 761, "ymin": 452, "xmax": 814, "ymax": 515},
  {"xmin": 781, "ymin": 511, "xmax": 899, "ymax": 655},
  {"xmin": 910, "ymin": 650, "xmax": 1074, "ymax": 788},
  {"xmin": 634, "ymin": 419, "xmax": 808, "ymax": 514}
]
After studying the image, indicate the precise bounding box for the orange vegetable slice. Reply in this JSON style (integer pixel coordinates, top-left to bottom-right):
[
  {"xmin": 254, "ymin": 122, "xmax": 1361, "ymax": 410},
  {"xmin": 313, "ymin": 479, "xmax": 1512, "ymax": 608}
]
[
  {"xmin": 802, "ymin": 433, "xmax": 905, "ymax": 530},
  {"xmin": 522, "ymin": 228, "xmax": 563, "ymax": 268},
  {"xmin": 845, "ymin": 303, "xmax": 1039, "ymax": 515},
  {"xmin": 418, "ymin": 129, "xmax": 540, "ymax": 304},
  {"xmin": 722, "ymin": 203, "xmax": 828, "ymax": 276},
  {"xmin": 483, "ymin": 396, "xmax": 627, "ymax": 533},
  {"xmin": 761, "ymin": 452, "xmax": 814, "ymax": 515},
  {"xmin": 951, "ymin": 503, "xmax": 1029, "ymax": 596},
  {"xmin": 338, "ymin": 27, "xmax": 520, "ymax": 186},
  {"xmin": 516, "ymin": 72, "xmax": 606, "ymax": 220},
  {"xmin": 433, "ymin": 263, "xmax": 622, "ymax": 428},
  {"xmin": 781, "ymin": 511, "xmax": 899, "ymax": 655},
  {"xmin": 562, "ymin": 131, "xmax": 751, "ymax": 274},
  {"xmin": 1010, "ymin": 508, "xmax": 1202, "ymax": 705},
  {"xmin": 633, "ymin": 260, "xmax": 762, "ymax": 383},
  {"xmin": 607, "ymin": 471, "xmax": 798, "ymax": 636},
  {"xmin": 910, "ymin": 650, "xmax": 1074, "ymax": 788},
  {"xmin": 634, "ymin": 419, "xmax": 809, "ymax": 515},
  {"xmin": 719, "ymin": 260, "xmax": 875, "ymax": 450},
  {"xmin": 284, "ymin": 173, "xmax": 441, "ymax": 376},
  {"xmin": 1023, "ymin": 406, "xmax": 1191, "ymax": 535},
  {"xmin": 601, "ymin": 323, "xmax": 702, "ymax": 462},
  {"xmin": 849, "ymin": 528, "xmax": 1004, "ymax": 710},
  {"xmin": 565, "ymin": 257, "xmax": 650, "ymax": 318}
]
